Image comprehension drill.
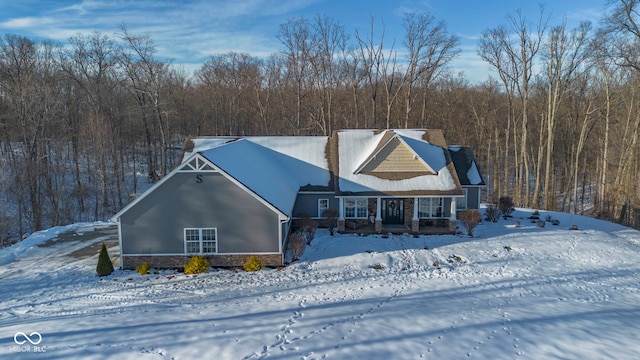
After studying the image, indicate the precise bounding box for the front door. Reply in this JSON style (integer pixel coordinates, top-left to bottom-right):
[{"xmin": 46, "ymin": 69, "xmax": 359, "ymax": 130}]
[{"xmin": 382, "ymin": 199, "xmax": 404, "ymax": 224}]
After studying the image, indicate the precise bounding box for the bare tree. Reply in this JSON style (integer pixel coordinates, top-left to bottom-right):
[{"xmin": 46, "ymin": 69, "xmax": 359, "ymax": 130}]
[
  {"xmin": 277, "ymin": 17, "xmax": 313, "ymax": 134},
  {"xmin": 478, "ymin": 8, "xmax": 548, "ymax": 207},
  {"xmin": 402, "ymin": 12, "xmax": 460, "ymax": 128},
  {"xmin": 537, "ymin": 21, "xmax": 591, "ymax": 210},
  {"xmin": 355, "ymin": 17, "xmax": 386, "ymax": 128}
]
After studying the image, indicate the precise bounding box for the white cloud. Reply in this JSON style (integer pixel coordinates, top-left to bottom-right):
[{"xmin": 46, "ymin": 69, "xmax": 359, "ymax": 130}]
[{"xmin": 1, "ymin": 17, "xmax": 39, "ymax": 29}]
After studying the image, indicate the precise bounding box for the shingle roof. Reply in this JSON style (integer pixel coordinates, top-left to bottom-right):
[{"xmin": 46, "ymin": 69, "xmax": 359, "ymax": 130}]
[
  {"xmin": 448, "ymin": 146, "xmax": 486, "ymax": 186},
  {"xmin": 184, "ymin": 130, "xmax": 472, "ymax": 214}
]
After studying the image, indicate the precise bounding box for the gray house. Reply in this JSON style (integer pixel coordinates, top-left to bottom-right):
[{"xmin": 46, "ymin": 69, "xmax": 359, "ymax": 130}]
[{"xmin": 111, "ymin": 129, "xmax": 485, "ymax": 269}]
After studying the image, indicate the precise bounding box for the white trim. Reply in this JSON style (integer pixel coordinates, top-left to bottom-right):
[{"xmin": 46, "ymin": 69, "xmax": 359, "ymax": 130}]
[
  {"xmin": 122, "ymin": 251, "xmax": 282, "ymax": 257},
  {"xmin": 184, "ymin": 227, "xmax": 218, "ymax": 255},
  {"xmin": 110, "ymin": 152, "xmax": 208, "ymax": 222},
  {"xmin": 318, "ymin": 198, "xmax": 329, "ymax": 218},
  {"xmin": 343, "ymin": 197, "xmax": 368, "ymax": 219},
  {"xmin": 457, "ymin": 188, "xmax": 469, "ymax": 210},
  {"xmin": 116, "ymin": 221, "xmax": 124, "ymax": 269},
  {"xmin": 111, "ymin": 152, "xmax": 289, "ymax": 223},
  {"xmin": 354, "ymin": 134, "xmax": 437, "ymax": 175}
]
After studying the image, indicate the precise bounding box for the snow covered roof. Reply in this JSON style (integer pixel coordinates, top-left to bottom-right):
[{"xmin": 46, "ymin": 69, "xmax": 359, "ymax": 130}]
[
  {"xmin": 198, "ymin": 138, "xmax": 331, "ymax": 217},
  {"xmin": 178, "ymin": 130, "xmax": 469, "ymax": 215},
  {"xmin": 335, "ymin": 129, "xmax": 463, "ymax": 196}
]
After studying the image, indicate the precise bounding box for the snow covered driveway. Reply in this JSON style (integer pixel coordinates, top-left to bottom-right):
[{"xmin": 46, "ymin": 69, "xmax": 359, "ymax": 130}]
[{"xmin": 1, "ymin": 211, "xmax": 639, "ymax": 359}]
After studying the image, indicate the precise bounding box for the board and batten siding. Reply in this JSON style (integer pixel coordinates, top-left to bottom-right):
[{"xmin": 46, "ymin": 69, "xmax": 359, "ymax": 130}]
[{"xmin": 119, "ymin": 172, "xmax": 281, "ymax": 255}]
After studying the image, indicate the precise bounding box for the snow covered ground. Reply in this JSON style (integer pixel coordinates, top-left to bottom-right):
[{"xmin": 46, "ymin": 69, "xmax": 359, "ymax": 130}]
[{"xmin": 1, "ymin": 209, "xmax": 639, "ymax": 359}]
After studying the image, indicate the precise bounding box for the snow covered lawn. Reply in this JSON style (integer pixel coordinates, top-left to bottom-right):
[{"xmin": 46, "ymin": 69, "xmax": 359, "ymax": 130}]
[{"xmin": 1, "ymin": 210, "xmax": 639, "ymax": 359}]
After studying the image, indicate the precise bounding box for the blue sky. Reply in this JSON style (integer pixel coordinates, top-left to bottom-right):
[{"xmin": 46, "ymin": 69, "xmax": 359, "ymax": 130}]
[{"xmin": 0, "ymin": 0, "xmax": 607, "ymax": 83}]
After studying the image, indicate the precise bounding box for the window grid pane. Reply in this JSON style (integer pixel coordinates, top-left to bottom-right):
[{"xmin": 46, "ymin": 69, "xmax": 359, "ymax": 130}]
[
  {"xmin": 184, "ymin": 228, "xmax": 217, "ymax": 254},
  {"xmin": 345, "ymin": 198, "xmax": 367, "ymax": 218}
]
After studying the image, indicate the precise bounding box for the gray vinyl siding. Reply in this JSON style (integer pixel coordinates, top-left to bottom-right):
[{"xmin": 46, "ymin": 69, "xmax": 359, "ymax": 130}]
[
  {"xmin": 292, "ymin": 193, "xmax": 338, "ymax": 218},
  {"xmin": 120, "ymin": 172, "xmax": 280, "ymax": 255},
  {"xmin": 465, "ymin": 187, "xmax": 480, "ymax": 209}
]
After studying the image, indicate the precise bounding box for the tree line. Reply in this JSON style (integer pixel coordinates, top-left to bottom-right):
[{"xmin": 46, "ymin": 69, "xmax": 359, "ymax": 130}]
[{"xmin": 1, "ymin": 1, "xmax": 639, "ymax": 246}]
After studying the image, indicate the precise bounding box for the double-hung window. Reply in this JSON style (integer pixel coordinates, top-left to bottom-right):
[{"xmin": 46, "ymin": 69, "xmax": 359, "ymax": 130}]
[
  {"xmin": 345, "ymin": 198, "xmax": 368, "ymax": 218},
  {"xmin": 418, "ymin": 198, "xmax": 444, "ymax": 218},
  {"xmin": 184, "ymin": 228, "xmax": 218, "ymax": 254},
  {"xmin": 318, "ymin": 198, "xmax": 329, "ymax": 218}
]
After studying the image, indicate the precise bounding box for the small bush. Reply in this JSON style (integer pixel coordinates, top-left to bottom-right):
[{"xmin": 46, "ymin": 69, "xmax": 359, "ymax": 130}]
[
  {"xmin": 288, "ymin": 231, "xmax": 306, "ymax": 261},
  {"xmin": 96, "ymin": 243, "xmax": 114, "ymax": 277},
  {"xmin": 184, "ymin": 255, "xmax": 209, "ymax": 274},
  {"xmin": 322, "ymin": 208, "xmax": 339, "ymax": 235},
  {"xmin": 298, "ymin": 218, "xmax": 319, "ymax": 245},
  {"xmin": 243, "ymin": 255, "xmax": 263, "ymax": 272},
  {"xmin": 370, "ymin": 264, "xmax": 385, "ymax": 270},
  {"xmin": 459, "ymin": 210, "xmax": 482, "ymax": 237},
  {"xmin": 136, "ymin": 262, "xmax": 150, "ymax": 275},
  {"xmin": 485, "ymin": 204, "xmax": 501, "ymax": 222},
  {"xmin": 499, "ymin": 196, "xmax": 514, "ymax": 216}
]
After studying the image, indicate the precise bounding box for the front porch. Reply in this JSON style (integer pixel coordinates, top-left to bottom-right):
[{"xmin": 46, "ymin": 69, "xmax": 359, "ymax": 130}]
[
  {"xmin": 337, "ymin": 196, "xmax": 458, "ymax": 235},
  {"xmin": 340, "ymin": 219, "xmax": 456, "ymax": 235}
]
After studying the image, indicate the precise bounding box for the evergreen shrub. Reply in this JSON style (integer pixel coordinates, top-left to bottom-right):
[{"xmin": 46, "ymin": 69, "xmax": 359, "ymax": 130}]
[
  {"xmin": 243, "ymin": 255, "xmax": 263, "ymax": 272},
  {"xmin": 96, "ymin": 243, "xmax": 114, "ymax": 277},
  {"xmin": 184, "ymin": 255, "xmax": 209, "ymax": 274},
  {"xmin": 136, "ymin": 262, "xmax": 149, "ymax": 275}
]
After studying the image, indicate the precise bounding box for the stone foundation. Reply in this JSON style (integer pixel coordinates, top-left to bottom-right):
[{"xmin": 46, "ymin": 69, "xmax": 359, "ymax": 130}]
[
  {"xmin": 121, "ymin": 254, "xmax": 283, "ymax": 270},
  {"xmin": 374, "ymin": 219, "xmax": 382, "ymax": 232},
  {"xmin": 411, "ymin": 219, "xmax": 420, "ymax": 232}
]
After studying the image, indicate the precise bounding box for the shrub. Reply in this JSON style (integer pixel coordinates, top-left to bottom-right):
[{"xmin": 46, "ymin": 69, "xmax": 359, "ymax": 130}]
[
  {"xmin": 458, "ymin": 210, "xmax": 482, "ymax": 237},
  {"xmin": 288, "ymin": 231, "xmax": 306, "ymax": 261},
  {"xmin": 298, "ymin": 218, "xmax": 319, "ymax": 245},
  {"xmin": 322, "ymin": 208, "xmax": 339, "ymax": 235},
  {"xmin": 136, "ymin": 262, "xmax": 150, "ymax": 275},
  {"xmin": 243, "ymin": 255, "xmax": 263, "ymax": 272},
  {"xmin": 499, "ymin": 196, "xmax": 514, "ymax": 216},
  {"xmin": 184, "ymin": 255, "xmax": 209, "ymax": 274},
  {"xmin": 484, "ymin": 204, "xmax": 501, "ymax": 222},
  {"xmin": 96, "ymin": 243, "xmax": 114, "ymax": 277}
]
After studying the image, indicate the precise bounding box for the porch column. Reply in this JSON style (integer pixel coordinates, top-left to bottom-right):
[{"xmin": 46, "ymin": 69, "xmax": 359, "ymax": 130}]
[
  {"xmin": 449, "ymin": 198, "xmax": 457, "ymax": 232},
  {"xmin": 374, "ymin": 197, "xmax": 382, "ymax": 232},
  {"xmin": 338, "ymin": 197, "xmax": 345, "ymax": 232},
  {"xmin": 411, "ymin": 197, "xmax": 420, "ymax": 232}
]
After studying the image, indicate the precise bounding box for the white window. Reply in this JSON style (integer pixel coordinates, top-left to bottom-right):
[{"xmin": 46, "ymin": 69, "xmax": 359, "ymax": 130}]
[
  {"xmin": 457, "ymin": 189, "xmax": 468, "ymax": 210},
  {"xmin": 344, "ymin": 198, "xmax": 368, "ymax": 218},
  {"xmin": 419, "ymin": 198, "xmax": 444, "ymax": 218},
  {"xmin": 318, "ymin": 198, "xmax": 329, "ymax": 217},
  {"xmin": 184, "ymin": 228, "xmax": 218, "ymax": 254}
]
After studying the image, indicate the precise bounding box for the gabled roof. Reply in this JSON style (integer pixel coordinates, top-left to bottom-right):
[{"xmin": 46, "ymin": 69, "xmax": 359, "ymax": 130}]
[
  {"xmin": 334, "ymin": 129, "xmax": 463, "ymax": 196},
  {"xmin": 354, "ymin": 133, "xmax": 437, "ymax": 177},
  {"xmin": 198, "ymin": 139, "xmax": 331, "ymax": 216},
  {"xmin": 114, "ymin": 130, "xmax": 474, "ymax": 223},
  {"xmin": 448, "ymin": 146, "xmax": 486, "ymax": 186},
  {"xmin": 110, "ymin": 152, "xmax": 290, "ymax": 222}
]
